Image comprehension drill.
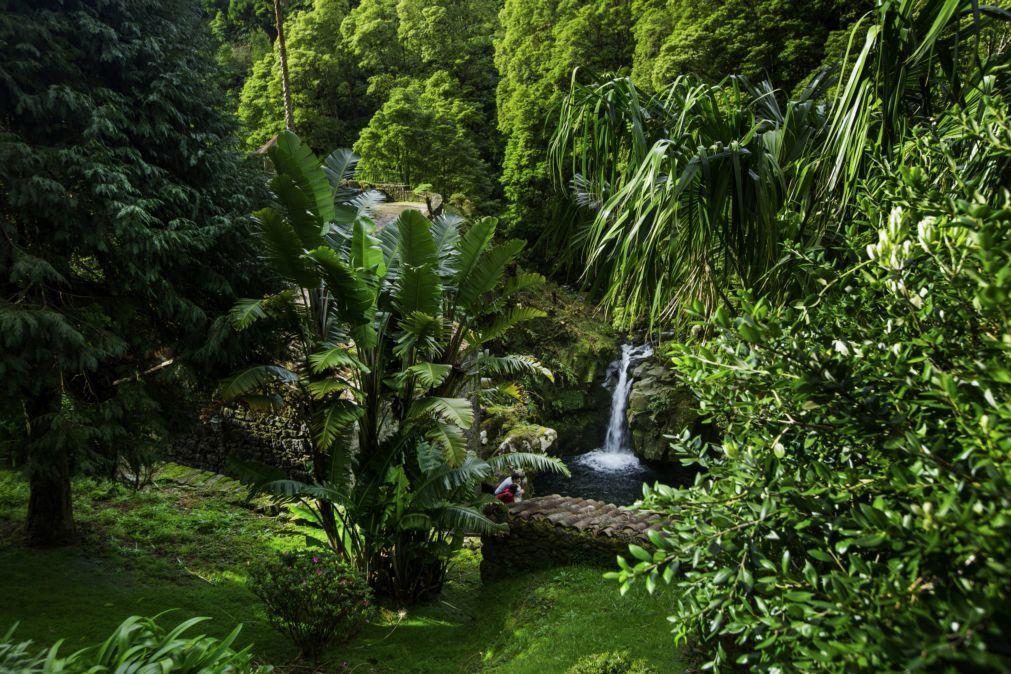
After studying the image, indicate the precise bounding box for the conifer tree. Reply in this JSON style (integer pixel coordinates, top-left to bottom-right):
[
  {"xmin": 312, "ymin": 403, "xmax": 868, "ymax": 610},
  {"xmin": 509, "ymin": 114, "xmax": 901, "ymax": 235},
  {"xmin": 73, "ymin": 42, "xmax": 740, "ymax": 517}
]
[{"xmin": 0, "ymin": 0, "xmax": 255, "ymax": 545}]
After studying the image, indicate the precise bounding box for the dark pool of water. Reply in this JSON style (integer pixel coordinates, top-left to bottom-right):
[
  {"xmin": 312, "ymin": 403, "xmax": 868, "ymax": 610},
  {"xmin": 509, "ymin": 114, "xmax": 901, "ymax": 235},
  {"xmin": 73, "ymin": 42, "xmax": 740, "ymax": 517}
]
[{"xmin": 532, "ymin": 449, "xmax": 686, "ymax": 505}]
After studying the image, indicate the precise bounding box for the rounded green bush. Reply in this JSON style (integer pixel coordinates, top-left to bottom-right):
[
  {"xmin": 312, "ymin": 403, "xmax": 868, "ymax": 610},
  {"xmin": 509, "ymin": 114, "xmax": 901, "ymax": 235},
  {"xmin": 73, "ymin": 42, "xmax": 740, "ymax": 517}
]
[
  {"xmin": 567, "ymin": 650, "xmax": 659, "ymax": 674},
  {"xmin": 250, "ymin": 550, "xmax": 374, "ymax": 659}
]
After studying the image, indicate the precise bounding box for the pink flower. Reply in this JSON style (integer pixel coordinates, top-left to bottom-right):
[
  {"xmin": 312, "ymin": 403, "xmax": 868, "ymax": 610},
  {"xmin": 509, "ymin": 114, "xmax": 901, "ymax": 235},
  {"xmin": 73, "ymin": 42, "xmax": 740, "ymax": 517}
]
[{"xmin": 312, "ymin": 555, "xmax": 320, "ymax": 564}]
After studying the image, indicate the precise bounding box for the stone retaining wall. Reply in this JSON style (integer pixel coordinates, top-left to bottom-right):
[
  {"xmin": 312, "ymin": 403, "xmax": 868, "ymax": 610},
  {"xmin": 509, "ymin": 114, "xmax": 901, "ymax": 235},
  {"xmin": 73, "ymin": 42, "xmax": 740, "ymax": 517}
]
[
  {"xmin": 480, "ymin": 495, "xmax": 663, "ymax": 580},
  {"xmin": 166, "ymin": 404, "xmax": 311, "ymax": 477}
]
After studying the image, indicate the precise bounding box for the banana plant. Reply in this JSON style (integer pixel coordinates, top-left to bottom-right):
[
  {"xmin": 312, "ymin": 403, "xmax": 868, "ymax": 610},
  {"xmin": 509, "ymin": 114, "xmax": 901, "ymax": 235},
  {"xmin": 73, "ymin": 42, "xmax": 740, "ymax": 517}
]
[{"xmin": 223, "ymin": 131, "xmax": 567, "ymax": 600}]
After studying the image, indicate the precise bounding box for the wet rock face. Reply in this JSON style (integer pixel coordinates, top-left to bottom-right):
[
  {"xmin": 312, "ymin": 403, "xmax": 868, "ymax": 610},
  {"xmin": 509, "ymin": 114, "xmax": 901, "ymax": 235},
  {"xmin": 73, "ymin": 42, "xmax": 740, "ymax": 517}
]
[
  {"xmin": 480, "ymin": 495, "xmax": 664, "ymax": 580},
  {"xmin": 626, "ymin": 358, "xmax": 700, "ymax": 464}
]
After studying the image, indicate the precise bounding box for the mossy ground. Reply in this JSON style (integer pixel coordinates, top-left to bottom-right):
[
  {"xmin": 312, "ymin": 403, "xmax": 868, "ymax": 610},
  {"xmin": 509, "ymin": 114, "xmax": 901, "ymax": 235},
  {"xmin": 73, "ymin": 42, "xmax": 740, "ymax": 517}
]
[{"xmin": 0, "ymin": 466, "xmax": 683, "ymax": 672}]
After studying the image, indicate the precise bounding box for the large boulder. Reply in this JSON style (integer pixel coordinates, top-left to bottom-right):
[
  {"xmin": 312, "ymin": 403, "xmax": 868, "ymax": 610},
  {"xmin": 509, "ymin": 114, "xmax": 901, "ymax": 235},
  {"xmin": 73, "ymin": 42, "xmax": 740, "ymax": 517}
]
[
  {"xmin": 494, "ymin": 424, "xmax": 558, "ymax": 455},
  {"xmin": 626, "ymin": 358, "xmax": 700, "ymax": 463}
]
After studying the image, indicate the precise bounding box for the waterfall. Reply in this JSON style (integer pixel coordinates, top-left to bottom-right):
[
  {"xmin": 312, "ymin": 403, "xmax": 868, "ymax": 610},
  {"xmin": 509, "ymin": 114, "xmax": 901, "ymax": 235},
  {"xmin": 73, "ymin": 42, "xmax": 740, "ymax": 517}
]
[
  {"xmin": 534, "ymin": 341, "xmax": 670, "ymax": 499},
  {"xmin": 602, "ymin": 343, "xmax": 653, "ymax": 454}
]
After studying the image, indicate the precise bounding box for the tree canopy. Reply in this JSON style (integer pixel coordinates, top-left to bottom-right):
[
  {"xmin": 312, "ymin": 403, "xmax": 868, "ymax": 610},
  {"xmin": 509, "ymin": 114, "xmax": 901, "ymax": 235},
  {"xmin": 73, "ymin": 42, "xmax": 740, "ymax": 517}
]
[
  {"xmin": 0, "ymin": 0, "xmax": 257, "ymax": 544},
  {"xmin": 237, "ymin": 0, "xmax": 372, "ymax": 153}
]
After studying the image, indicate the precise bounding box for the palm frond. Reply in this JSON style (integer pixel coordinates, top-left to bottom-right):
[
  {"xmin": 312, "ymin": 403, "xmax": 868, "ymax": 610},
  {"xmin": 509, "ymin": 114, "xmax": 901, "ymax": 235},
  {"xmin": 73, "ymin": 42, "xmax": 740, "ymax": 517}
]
[
  {"xmin": 478, "ymin": 306, "xmax": 548, "ymax": 344},
  {"xmin": 487, "ymin": 452, "xmax": 570, "ymax": 477},
  {"xmin": 229, "ymin": 290, "xmax": 296, "ymax": 330},
  {"xmin": 219, "ymin": 365, "xmax": 298, "ymax": 401},
  {"xmin": 479, "ymin": 353, "xmax": 554, "ymax": 383}
]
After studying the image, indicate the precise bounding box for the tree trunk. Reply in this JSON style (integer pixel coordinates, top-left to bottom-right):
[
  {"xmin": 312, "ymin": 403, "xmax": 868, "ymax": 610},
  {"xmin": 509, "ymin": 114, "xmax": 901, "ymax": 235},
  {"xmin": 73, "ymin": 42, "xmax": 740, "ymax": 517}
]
[
  {"xmin": 25, "ymin": 390, "xmax": 76, "ymax": 546},
  {"xmin": 274, "ymin": 0, "xmax": 295, "ymax": 131}
]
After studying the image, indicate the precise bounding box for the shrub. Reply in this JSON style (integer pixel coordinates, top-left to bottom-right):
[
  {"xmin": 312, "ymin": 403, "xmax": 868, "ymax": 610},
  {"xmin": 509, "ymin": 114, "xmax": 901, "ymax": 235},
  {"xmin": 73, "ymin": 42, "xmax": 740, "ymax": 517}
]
[
  {"xmin": 611, "ymin": 107, "xmax": 1011, "ymax": 671},
  {"xmin": 250, "ymin": 550, "xmax": 374, "ymax": 658},
  {"xmin": 0, "ymin": 616, "xmax": 268, "ymax": 673},
  {"xmin": 567, "ymin": 651, "xmax": 659, "ymax": 674}
]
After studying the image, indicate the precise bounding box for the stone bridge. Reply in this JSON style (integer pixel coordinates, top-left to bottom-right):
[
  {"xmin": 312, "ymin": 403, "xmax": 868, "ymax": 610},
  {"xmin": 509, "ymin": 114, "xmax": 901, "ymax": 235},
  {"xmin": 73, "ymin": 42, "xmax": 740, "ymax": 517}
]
[{"xmin": 480, "ymin": 495, "xmax": 664, "ymax": 580}]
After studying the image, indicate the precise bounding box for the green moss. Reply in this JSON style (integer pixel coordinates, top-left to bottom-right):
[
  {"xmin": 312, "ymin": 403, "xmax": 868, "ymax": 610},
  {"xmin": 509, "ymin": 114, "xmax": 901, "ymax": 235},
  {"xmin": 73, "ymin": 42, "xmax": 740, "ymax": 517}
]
[{"xmin": 0, "ymin": 467, "xmax": 684, "ymax": 672}]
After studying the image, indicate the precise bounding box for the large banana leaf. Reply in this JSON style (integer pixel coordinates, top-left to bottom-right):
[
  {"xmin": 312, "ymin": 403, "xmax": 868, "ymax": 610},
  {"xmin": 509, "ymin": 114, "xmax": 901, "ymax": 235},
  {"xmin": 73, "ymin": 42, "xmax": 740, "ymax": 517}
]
[
  {"xmin": 453, "ymin": 217, "xmax": 496, "ymax": 293},
  {"xmin": 433, "ymin": 504, "xmax": 506, "ymax": 534},
  {"xmin": 454, "ymin": 239, "xmax": 525, "ymax": 313},
  {"xmin": 268, "ymin": 130, "xmax": 336, "ymax": 225},
  {"xmin": 312, "ymin": 400, "xmax": 362, "ymax": 452},
  {"xmin": 478, "ymin": 306, "xmax": 548, "ymax": 344},
  {"xmin": 426, "ymin": 424, "xmax": 468, "ymax": 467},
  {"xmin": 400, "ymin": 362, "xmax": 452, "ymax": 389},
  {"xmin": 304, "ymin": 246, "xmax": 375, "ymax": 327},
  {"xmin": 255, "ymin": 207, "xmax": 318, "ymax": 287},
  {"xmin": 270, "ymin": 173, "xmax": 325, "ymax": 249},
  {"xmin": 397, "ymin": 263, "xmax": 441, "ymax": 318},
  {"xmin": 350, "ymin": 217, "xmax": 386, "ymax": 277},
  {"xmin": 309, "ymin": 343, "xmax": 369, "ymax": 374},
  {"xmin": 410, "ymin": 396, "xmax": 474, "ymax": 428},
  {"xmin": 393, "ymin": 311, "xmax": 444, "ymax": 358},
  {"xmin": 397, "ymin": 209, "xmax": 438, "ymax": 268},
  {"xmin": 487, "ymin": 452, "xmax": 570, "ymax": 477},
  {"xmin": 413, "ymin": 454, "xmax": 491, "ymax": 502},
  {"xmin": 322, "ymin": 147, "xmax": 359, "ymax": 189}
]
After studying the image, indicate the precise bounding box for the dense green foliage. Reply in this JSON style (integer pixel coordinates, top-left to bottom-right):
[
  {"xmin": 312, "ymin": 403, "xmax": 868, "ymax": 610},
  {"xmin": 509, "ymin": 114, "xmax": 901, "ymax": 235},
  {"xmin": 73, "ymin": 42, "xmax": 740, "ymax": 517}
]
[
  {"xmin": 226, "ymin": 132, "xmax": 565, "ymax": 600},
  {"xmin": 1, "ymin": 616, "xmax": 267, "ymax": 673},
  {"xmin": 495, "ymin": 0, "xmax": 633, "ymax": 245},
  {"xmin": 0, "ymin": 0, "xmax": 257, "ymax": 544},
  {"xmin": 495, "ymin": 0, "xmax": 867, "ymax": 255},
  {"xmin": 630, "ymin": 0, "xmax": 869, "ymax": 92},
  {"xmin": 354, "ymin": 72, "xmax": 491, "ymax": 199},
  {"xmin": 343, "ymin": 0, "xmax": 500, "ymax": 202},
  {"xmin": 614, "ymin": 105, "xmax": 1011, "ymax": 670},
  {"xmin": 0, "ymin": 466, "xmax": 683, "ymax": 671},
  {"xmin": 551, "ymin": 0, "xmax": 1010, "ymax": 327},
  {"xmin": 251, "ymin": 550, "xmax": 373, "ymax": 658},
  {"xmin": 237, "ymin": 0, "xmax": 371, "ymax": 152}
]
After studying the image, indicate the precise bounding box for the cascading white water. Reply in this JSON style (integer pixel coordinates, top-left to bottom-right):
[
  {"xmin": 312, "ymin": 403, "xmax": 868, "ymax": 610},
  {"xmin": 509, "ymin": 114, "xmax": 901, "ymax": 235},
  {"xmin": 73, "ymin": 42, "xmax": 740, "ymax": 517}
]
[
  {"xmin": 578, "ymin": 343, "xmax": 654, "ymax": 472},
  {"xmin": 602, "ymin": 343, "xmax": 654, "ymax": 453}
]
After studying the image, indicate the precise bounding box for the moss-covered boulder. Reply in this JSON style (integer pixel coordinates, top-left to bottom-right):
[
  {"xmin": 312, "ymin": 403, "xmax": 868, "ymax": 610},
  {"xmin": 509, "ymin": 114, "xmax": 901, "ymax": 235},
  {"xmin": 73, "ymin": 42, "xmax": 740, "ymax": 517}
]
[
  {"xmin": 494, "ymin": 424, "xmax": 558, "ymax": 455},
  {"xmin": 626, "ymin": 357, "xmax": 700, "ymax": 463}
]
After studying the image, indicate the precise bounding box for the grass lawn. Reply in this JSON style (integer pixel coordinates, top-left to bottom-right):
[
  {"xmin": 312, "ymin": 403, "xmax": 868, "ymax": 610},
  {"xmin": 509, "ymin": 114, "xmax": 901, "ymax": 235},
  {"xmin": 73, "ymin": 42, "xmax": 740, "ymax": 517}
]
[{"xmin": 0, "ymin": 465, "xmax": 683, "ymax": 672}]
